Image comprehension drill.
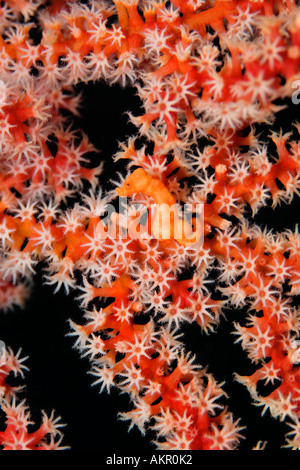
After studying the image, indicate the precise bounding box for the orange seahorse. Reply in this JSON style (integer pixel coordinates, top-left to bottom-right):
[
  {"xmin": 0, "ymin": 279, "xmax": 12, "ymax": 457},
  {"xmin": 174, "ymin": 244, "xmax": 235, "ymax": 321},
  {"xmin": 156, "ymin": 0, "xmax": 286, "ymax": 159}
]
[{"xmin": 116, "ymin": 168, "xmax": 202, "ymax": 246}]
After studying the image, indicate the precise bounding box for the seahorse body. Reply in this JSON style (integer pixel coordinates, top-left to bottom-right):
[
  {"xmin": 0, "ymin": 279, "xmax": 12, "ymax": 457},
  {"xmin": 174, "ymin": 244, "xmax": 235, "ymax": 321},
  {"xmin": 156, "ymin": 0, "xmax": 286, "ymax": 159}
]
[{"xmin": 116, "ymin": 168, "xmax": 201, "ymax": 246}]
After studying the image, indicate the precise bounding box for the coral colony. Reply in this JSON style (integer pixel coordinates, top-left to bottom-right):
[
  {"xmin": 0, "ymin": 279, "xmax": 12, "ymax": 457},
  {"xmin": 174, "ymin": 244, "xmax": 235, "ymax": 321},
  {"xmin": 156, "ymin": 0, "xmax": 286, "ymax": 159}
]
[{"xmin": 1, "ymin": 0, "xmax": 300, "ymax": 451}]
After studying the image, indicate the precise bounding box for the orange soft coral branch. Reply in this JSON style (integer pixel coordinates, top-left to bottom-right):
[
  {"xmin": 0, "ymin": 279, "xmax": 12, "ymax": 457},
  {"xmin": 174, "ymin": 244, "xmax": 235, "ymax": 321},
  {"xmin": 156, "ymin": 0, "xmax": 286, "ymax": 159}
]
[
  {"xmin": 70, "ymin": 275, "xmax": 242, "ymax": 450},
  {"xmin": 184, "ymin": 0, "xmax": 237, "ymax": 34},
  {"xmin": 0, "ymin": 346, "xmax": 66, "ymax": 450}
]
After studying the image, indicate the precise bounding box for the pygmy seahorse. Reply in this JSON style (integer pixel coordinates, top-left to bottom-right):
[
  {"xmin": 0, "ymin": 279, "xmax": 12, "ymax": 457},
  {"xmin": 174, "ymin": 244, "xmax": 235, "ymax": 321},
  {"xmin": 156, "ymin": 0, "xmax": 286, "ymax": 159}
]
[{"xmin": 116, "ymin": 168, "xmax": 202, "ymax": 246}]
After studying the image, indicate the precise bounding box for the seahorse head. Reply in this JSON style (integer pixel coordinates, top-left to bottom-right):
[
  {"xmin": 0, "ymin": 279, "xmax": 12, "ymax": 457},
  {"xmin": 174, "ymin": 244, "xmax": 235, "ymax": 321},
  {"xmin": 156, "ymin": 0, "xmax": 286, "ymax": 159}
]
[{"xmin": 116, "ymin": 168, "xmax": 150, "ymax": 197}]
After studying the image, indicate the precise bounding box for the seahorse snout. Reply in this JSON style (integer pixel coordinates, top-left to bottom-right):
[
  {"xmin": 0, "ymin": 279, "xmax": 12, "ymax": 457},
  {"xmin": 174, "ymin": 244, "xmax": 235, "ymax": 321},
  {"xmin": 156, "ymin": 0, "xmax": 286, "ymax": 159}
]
[{"xmin": 116, "ymin": 186, "xmax": 127, "ymax": 197}]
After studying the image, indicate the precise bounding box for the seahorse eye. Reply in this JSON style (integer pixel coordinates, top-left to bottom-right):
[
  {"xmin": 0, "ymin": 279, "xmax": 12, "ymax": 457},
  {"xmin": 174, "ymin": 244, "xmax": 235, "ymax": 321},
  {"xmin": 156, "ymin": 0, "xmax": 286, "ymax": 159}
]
[{"xmin": 125, "ymin": 181, "xmax": 132, "ymax": 188}]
